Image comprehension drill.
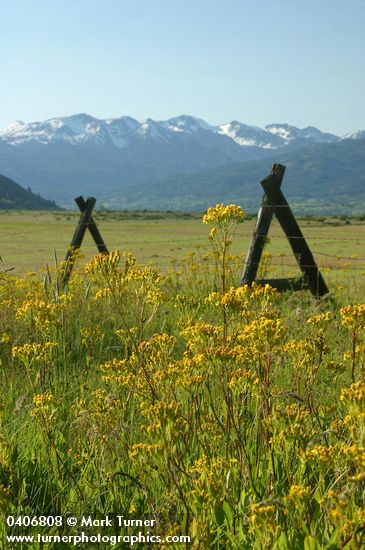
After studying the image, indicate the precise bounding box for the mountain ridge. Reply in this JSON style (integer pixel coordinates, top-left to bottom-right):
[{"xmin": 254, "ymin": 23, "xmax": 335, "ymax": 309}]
[
  {"xmin": 99, "ymin": 138, "xmax": 365, "ymax": 214},
  {"xmin": 0, "ymin": 113, "xmax": 345, "ymax": 149},
  {"xmin": 0, "ymin": 173, "xmax": 61, "ymax": 210},
  {"xmin": 0, "ymin": 113, "xmax": 364, "ymax": 210}
]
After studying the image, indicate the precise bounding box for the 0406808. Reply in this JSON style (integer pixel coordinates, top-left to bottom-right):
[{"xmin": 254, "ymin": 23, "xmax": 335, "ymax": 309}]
[{"xmin": 6, "ymin": 516, "xmax": 63, "ymax": 527}]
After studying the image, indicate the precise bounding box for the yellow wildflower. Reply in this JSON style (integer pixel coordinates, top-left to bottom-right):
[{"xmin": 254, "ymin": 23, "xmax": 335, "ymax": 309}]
[{"xmin": 203, "ymin": 204, "xmax": 244, "ymax": 224}]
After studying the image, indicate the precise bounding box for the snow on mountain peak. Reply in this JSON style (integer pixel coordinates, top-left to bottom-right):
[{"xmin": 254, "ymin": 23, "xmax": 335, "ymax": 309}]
[
  {"xmin": 265, "ymin": 123, "xmax": 338, "ymax": 143},
  {"xmin": 219, "ymin": 121, "xmax": 283, "ymax": 149},
  {"xmin": 59, "ymin": 113, "xmax": 97, "ymax": 134},
  {"xmin": 341, "ymin": 130, "xmax": 365, "ymax": 140},
  {"xmin": 265, "ymin": 123, "xmax": 300, "ymax": 141},
  {"xmin": 137, "ymin": 118, "xmax": 171, "ymax": 142},
  {"xmin": 0, "ymin": 113, "xmax": 344, "ymax": 151},
  {"xmin": 1, "ymin": 120, "xmax": 27, "ymax": 134},
  {"xmin": 105, "ymin": 116, "xmax": 140, "ymax": 131},
  {"xmin": 104, "ymin": 116, "xmax": 140, "ymax": 148},
  {"xmin": 162, "ymin": 115, "xmax": 216, "ymax": 134}
]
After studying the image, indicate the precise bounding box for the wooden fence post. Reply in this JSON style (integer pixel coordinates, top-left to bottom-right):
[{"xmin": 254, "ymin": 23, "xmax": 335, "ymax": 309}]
[
  {"xmin": 240, "ymin": 164, "xmax": 285, "ymax": 286},
  {"xmin": 62, "ymin": 197, "xmax": 96, "ymax": 286},
  {"xmin": 74, "ymin": 196, "xmax": 109, "ymax": 254},
  {"xmin": 61, "ymin": 196, "xmax": 110, "ymax": 287},
  {"xmin": 241, "ymin": 164, "xmax": 329, "ymax": 298},
  {"xmin": 261, "ymin": 164, "xmax": 329, "ymax": 297}
]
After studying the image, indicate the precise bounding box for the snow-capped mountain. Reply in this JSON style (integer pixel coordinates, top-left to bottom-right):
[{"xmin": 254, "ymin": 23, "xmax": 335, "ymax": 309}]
[
  {"xmin": 341, "ymin": 130, "xmax": 365, "ymax": 141},
  {"xmin": 218, "ymin": 121, "xmax": 284, "ymax": 149},
  {"xmin": 265, "ymin": 123, "xmax": 338, "ymax": 143},
  {"xmin": 161, "ymin": 115, "xmax": 216, "ymax": 134},
  {"xmin": 0, "ymin": 113, "xmax": 363, "ymax": 207},
  {"xmin": 0, "ymin": 114, "xmax": 342, "ymax": 149}
]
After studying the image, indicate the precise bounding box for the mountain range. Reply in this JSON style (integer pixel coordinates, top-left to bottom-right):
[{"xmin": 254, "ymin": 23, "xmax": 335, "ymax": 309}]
[{"xmin": 0, "ymin": 114, "xmax": 364, "ymax": 212}]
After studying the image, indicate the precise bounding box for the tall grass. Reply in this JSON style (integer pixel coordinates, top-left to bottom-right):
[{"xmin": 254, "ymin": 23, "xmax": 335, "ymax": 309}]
[{"xmin": 0, "ymin": 206, "xmax": 365, "ymax": 549}]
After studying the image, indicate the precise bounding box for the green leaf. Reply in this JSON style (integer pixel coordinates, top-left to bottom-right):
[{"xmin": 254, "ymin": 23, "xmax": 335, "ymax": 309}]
[
  {"xmin": 223, "ymin": 500, "xmax": 233, "ymax": 527},
  {"xmin": 304, "ymin": 534, "xmax": 321, "ymax": 550},
  {"xmin": 276, "ymin": 530, "xmax": 290, "ymax": 550},
  {"xmin": 214, "ymin": 504, "xmax": 225, "ymax": 527}
]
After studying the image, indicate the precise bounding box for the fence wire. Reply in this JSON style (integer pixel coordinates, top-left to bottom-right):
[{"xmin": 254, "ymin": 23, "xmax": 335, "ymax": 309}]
[{"xmin": 1, "ymin": 214, "xmax": 365, "ymax": 276}]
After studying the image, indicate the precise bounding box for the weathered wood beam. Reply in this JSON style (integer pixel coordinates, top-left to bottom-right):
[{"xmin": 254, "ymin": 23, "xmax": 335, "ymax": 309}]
[
  {"xmin": 261, "ymin": 164, "xmax": 329, "ymax": 297},
  {"xmin": 62, "ymin": 197, "xmax": 96, "ymax": 286},
  {"xmin": 240, "ymin": 164, "xmax": 285, "ymax": 286},
  {"xmin": 75, "ymin": 196, "xmax": 109, "ymax": 254}
]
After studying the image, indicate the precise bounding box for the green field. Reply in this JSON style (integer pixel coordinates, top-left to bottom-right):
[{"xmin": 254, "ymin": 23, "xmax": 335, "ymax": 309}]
[{"xmin": 1, "ymin": 210, "xmax": 365, "ymax": 299}]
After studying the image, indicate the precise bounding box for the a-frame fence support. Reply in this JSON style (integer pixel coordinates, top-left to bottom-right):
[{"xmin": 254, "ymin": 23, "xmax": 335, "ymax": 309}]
[
  {"xmin": 241, "ymin": 164, "xmax": 285, "ymax": 287},
  {"xmin": 62, "ymin": 196, "xmax": 109, "ymax": 286},
  {"xmin": 240, "ymin": 164, "xmax": 329, "ymax": 298}
]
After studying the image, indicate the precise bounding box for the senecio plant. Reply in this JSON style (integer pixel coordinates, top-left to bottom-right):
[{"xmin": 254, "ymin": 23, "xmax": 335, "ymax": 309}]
[{"xmin": 0, "ymin": 204, "xmax": 364, "ymax": 549}]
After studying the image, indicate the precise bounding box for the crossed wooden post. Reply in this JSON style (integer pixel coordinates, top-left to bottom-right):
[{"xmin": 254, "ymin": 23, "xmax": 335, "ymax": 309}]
[
  {"xmin": 62, "ymin": 196, "xmax": 109, "ymax": 286},
  {"xmin": 240, "ymin": 164, "xmax": 329, "ymax": 298}
]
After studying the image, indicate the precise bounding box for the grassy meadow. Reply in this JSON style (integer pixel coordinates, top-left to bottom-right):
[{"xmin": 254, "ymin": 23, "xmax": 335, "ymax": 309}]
[
  {"xmin": 0, "ymin": 207, "xmax": 365, "ymax": 548},
  {"xmin": 1, "ymin": 209, "xmax": 365, "ymax": 277}
]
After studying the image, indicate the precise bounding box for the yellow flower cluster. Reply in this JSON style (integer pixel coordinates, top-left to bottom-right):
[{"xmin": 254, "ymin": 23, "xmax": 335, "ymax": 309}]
[
  {"xmin": 229, "ymin": 368, "xmax": 259, "ymax": 391},
  {"xmin": 16, "ymin": 299, "xmax": 60, "ymax": 329},
  {"xmin": 320, "ymin": 490, "xmax": 348, "ymax": 522},
  {"xmin": 298, "ymin": 445, "xmax": 340, "ymax": 466},
  {"xmin": 115, "ymin": 327, "xmax": 139, "ymax": 343},
  {"xmin": 284, "ymin": 403, "xmax": 310, "ymax": 423},
  {"xmin": 180, "ymin": 322, "xmax": 221, "ymax": 353},
  {"xmin": 205, "ymin": 284, "xmax": 276, "ymax": 312},
  {"xmin": 340, "ymin": 303, "xmax": 365, "ymax": 329},
  {"xmin": 85, "ymin": 250, "xmax": 121, "ymax": 276},
  {"xmin": 94, "ymin": 287, "xmax": 112, "ymax": 300},
  {"xmin": 239, "ymin": 316, "xmax": 285, "ymax": 351},
  {"xmin": 282, "ymin": 404, "xmax": 314, "ymax": 441},
  {"xmin": 80, "ymin": 325, "xmax": 104, "ymax": 348},
  {"xmin": 33, "ymin": 393, "xmax": 54, "ymax": 406},
  {"xmin": 199, "ymin": 415, "xmax": 224, "ymax": 443},
  {"xmin": 284, "ymin": 484, "xmax": 311, "ymax": 511},
  {"xmin": 146, "ymin": 289, "xmax": 165, "ymax": 306},
  {"xmin": 12, "ymin": 342, "xmax": 58, "ymax": 365},
  {"xmin": 249, "ymin": 503, "xmax": 276, "ymax": 530},
  {"xmin": 342, "ymin": 444, "xmax": 365, "ymax": 473},
  {"xmin": 306, "ymin": 312, "xmax": 332, "ymax": 326},
  {"xmin": 189, "ymin": 456, "xmax": 233, "ymax": 505},
  {"xmin": 341, "ymin": 381, "xmax": 365, "ymax": 410},
  {"xmin": 202, "ymin": 204, "xmax": 245, "ymax": 225},
  {"xmin": 205, "ymin": 286, "xmax": 250, "ymax": 311},
  {"xmin": 140, "ymin": 400, "xmax": 187, "ymax": 442},
  {"xmin": 129, "ymin": 443, "xmax": 164, "ymax": 458},
  {"xmin": 125, "ymin": 265, "xmax": 161, "ymax": 285},
  {"xmin": 0, "ymin": 333, "xmax": 11, "ymax": 345},
  {"xmin": 30, "ymin": 392, "xmax": 56, "ymax": 421},
  {"xmin": 283, "ymin": 339, "xmax": 313, "ymax": 355},
  {"xmin": 141, "ymin": 400, "xmax": 182, "ymax": 421},
  {"xmin": 138, "ymin": 333, "xmax": 176, "ymax": 362},
  {"xmin": 268, "ymin": 401, "xmax": 316, "ymax": 446},
  {"xmin": 100, "ymin": 358, "xmax": 128, "ymax": 372}
]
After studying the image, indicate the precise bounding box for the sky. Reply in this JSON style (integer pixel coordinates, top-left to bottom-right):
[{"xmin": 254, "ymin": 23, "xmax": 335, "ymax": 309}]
[{"xmin": 0, "ymin": 0, "xmax": 364, "ymax": 135}]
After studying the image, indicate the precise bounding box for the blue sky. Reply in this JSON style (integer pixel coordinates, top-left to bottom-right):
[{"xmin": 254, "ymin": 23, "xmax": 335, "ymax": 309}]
[{"xmin": 1, "ymin": 0, "xmax": 364, "ymax": 135}]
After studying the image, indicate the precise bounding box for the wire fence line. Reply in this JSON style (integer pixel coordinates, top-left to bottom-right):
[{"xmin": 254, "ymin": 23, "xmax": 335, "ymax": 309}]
[
  {"xmin": 2, "ymin": 254, "xmax": 365, "ymax": 274},
  {"xmin": 1, "ymin": 222, "xmax": 365, "ymax": 275},
  {"xmin": 2, "ymin": 244, "xmax": 365, "ymax": 260},
  {"xmin": 3, "ymin": 233, "xmax": 365, "ymax": 245},
  {"xmin": 252, "ymin": 233, "xmax": 365, "ymax": 242},
  {"xmin": 240, "ymin": 260, "xmax": 365, "ymax": 272}
]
